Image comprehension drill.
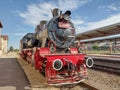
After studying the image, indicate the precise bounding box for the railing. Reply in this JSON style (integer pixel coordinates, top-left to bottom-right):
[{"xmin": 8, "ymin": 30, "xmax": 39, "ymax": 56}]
[{"xmin": 82, "ymin": 46, "xmax": 120, "ymax": 54}]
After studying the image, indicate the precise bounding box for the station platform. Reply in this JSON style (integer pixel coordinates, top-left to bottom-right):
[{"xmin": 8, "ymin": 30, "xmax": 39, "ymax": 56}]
[{"xmin": 0, "ymin": 58, "xmax": 30, "ymax": 90}]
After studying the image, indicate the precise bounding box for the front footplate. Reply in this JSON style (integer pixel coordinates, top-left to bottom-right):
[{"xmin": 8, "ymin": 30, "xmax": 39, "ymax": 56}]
[{"xmin": 45, "ymin": 54, "xmax": 87, "ymax": 86}]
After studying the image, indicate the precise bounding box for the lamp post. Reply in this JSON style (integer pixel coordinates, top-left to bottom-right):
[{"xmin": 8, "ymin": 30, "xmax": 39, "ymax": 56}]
[
  {"xmin": 0, "ymin": 21, "xmax": 3, "ymax": 36},
  {"xmin": 0, "ymin": 21, "xmax": 3, "ymax": 50},
  {"xmin": 0, "ymin": 21, "xmax": 3, "ymax": 28}
]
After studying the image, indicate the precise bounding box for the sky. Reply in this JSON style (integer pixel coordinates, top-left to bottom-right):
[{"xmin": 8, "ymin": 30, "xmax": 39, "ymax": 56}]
[{"xmin": 0, "ymin": 0, "xmax": 120, "ymax": 49}]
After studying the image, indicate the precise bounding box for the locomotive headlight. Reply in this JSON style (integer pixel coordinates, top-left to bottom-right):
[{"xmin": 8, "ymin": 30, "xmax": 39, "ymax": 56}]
[
  {"xmin": 52, "ymin": 59, "xmax": 63, "ymax": 71},
  {"xmin": 85, "ymin": 57, "xmax": 94, "ymax": 68}
]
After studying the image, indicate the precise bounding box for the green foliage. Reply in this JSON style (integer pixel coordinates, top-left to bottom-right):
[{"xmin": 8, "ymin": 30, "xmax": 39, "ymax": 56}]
[
  {"xmin": 92, "ymin": 44, "xmax": 99, "ymax": 50},
  {"xmin": 9, "ymin": 46, "xmax": 14, "ymax": 51},
  {"xmin": 9, "ymin": 46, "xmax": 19, "ymax": 52}
]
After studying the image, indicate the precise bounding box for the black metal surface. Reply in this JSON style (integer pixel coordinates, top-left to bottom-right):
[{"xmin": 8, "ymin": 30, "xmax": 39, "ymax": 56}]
[
  {"xmin": 47, "ymin": 16, "xmax": 75, "ymax": 49},
  {"xmin": 20, "ymin": 16, "xmax": 75, "ymax": 50},
  {"xmin": 20, "ymin": 33, "xmax": 34, "ymax": 48}
]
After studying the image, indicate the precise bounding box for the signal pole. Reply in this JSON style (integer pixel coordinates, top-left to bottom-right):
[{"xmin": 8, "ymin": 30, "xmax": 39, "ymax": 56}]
[
  {"xmin": 0, "ymin": 21, "xmax": 3, "ymax": 51},
  {"xmin": 0, "ymin": 21, "xmax": 3, "ymax": 35}
]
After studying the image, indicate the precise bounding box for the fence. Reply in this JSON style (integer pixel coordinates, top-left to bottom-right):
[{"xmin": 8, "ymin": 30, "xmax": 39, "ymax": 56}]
[{"xmin": 81, "ymin": 43, "xmax": 120, "ymax": 54}]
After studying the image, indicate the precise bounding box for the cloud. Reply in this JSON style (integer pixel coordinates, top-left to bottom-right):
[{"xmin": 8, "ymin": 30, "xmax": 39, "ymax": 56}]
[
  {"xmin": 72, "ymin": 19, "xmax": 84, "ymax": 26},
  {"xmin": 19, "ymin": 0, "xmax": 120, "ymax": 35},
  {"xmin": 13, "ymin": 33, "xmax": 26, "ymax": 36},
  {"xmin": 107, "ymin": 4, "xmax": 120, "ymax": 11},
  {"xmin": 19, "ymin": 0, "xmax": 90, "ymax": 26},
  {"xmin": 77, "ymin": 13, "xmax": 120, "ymax": 33},
  {"xmin": 58, "ymin": 0, "xmax": 90, "ymax": 11},
  {"xmin": 98, "ymin": 3, "xmax": 120, "ymax": 12},
  {"xmin": 3, "ymin": 32, "xmax": 26, "ymax": 37}
]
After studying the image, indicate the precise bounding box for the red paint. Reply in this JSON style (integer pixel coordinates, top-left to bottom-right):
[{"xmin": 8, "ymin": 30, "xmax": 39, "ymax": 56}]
[{"xmin": 20, "ymin": 47, "xmax": 87, "ymax": 85}]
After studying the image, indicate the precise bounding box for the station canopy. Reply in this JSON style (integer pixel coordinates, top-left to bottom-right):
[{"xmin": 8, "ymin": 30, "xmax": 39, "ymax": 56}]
[{"xmin": 75, "ymin": 22, "xmax": 120, "ymax": 40}]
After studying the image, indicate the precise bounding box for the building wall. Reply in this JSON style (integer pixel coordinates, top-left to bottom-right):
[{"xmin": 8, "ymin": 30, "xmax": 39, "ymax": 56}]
[
  {"xmin": 1, "ymin": 38, "xmax": 8, "ymax": 53},
  {"xmin": 0, "ymin": 35, "xmax": 2, "ymax": 56},
  {"xmin": 0, "ymin": 35, "xmax": 8, "ymax": 56}
]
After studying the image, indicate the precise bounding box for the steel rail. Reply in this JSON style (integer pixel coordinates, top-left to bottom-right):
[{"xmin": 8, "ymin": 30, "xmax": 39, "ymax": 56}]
[
  {"xmin": 87, "ymin": 55, "xmax": 120, "ymax": 75},
  {"xmin": 58, "ymin": 82, "xmax": 98, "ymax": 90}
]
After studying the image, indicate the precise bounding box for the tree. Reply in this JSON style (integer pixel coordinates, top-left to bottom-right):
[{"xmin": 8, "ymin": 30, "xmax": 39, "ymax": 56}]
[
  {"xmin": 10, "ymin": 46, "xmax": 14, "ymax": 51},
  {"xmin": 92, "ymin": 44, "xmax": 99, "ymax": 50}
]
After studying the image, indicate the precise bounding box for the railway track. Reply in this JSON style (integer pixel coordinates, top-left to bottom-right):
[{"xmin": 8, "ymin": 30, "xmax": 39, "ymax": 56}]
[
  {"xmin": 79, "ymin": 82, "xmax": 98, "ymax": 90},
  {"xmin": 58, "ymin": 82, "xmax": 98, "ymax": 90},
  {"xmin": 86, "ymin": 55, "xmax": 120, "ymax": 75},
  {"xmin": 93, "ymin": 64, "xmax": 120, "ymax": 74}
]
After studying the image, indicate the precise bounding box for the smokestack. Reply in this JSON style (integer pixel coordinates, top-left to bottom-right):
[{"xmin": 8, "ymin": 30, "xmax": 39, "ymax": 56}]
[
  {"xmin": 52, "ymin": 8, "xmax": 62, "ymax": 17},
  {"xmin": 40, "ymin": 20, "xmax": 47, "ymax": 27}
]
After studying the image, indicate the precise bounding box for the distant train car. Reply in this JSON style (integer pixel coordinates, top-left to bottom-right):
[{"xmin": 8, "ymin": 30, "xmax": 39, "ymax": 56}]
[{"xmin": 20, "ymin": 8, "xmax": 93, "ymax": 85}]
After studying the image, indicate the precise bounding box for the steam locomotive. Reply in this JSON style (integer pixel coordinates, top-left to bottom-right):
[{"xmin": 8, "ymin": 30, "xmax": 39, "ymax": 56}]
[{"xmin": 20, "ymin": 8, "xmax": 93, "ymax": 85}]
